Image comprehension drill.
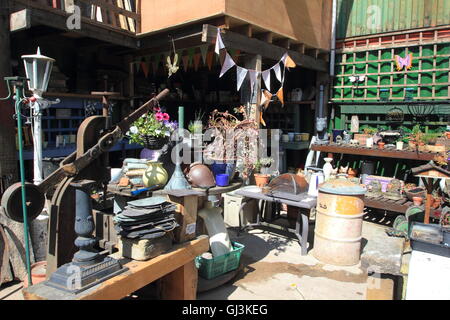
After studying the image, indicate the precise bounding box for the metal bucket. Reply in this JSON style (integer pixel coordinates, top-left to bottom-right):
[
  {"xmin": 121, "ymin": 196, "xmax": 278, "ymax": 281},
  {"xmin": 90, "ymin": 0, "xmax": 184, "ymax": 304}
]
[{"xmin": 313, "ymin": 179, "xmax": 366, "ymax": 266}]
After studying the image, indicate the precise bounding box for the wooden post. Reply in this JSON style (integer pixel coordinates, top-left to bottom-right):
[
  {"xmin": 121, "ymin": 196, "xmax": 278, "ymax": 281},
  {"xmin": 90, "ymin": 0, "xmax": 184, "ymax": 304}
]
[
  {"xmin": 0, "ymin": 0, "xmax": 18, "ymax": 188},
  {"xmin": 169, "ymin": 195, "xmax": 198, "ymax": 243},
  {"xmin": 160, "ymin": 260, "xmax": 198, "ymax": 300}
]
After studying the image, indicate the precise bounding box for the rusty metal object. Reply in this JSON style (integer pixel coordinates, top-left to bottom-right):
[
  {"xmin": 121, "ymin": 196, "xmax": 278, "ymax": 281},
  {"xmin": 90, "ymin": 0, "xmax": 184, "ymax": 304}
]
[
  {"xmin": 1, "ymin": 89, "xmax": 170, "ymax": 223},
  {"xmin": 1, "ymin": 182, "xmax": 44, "ymax": 222},
  {"xmin": 313, "ymin": 179, "xmax": 366, "ymax": 266},
  {"xmin": 185, "ymin": 163, "xmax": 216, "ymax": 189},
  {"xmin": 267, "ymin": 173, "xmax": 308, "ymax": 201}
]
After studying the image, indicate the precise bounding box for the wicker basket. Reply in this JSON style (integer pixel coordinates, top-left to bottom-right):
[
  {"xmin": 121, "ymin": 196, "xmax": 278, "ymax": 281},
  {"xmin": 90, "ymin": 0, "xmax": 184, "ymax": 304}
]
[{"xmin": 141, "ymin": 135, "xmax": 168, "ymax": 150}]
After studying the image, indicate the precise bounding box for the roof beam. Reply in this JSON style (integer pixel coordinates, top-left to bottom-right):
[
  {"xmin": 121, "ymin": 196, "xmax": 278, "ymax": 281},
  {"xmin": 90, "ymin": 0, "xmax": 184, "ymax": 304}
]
[
  {"xmin": 202, "ymin": 24, "xmax": 328, "ymax": 72},
  {"xmin": 9, "ymin": 6, "xmax": 137, "ymax": 48}
]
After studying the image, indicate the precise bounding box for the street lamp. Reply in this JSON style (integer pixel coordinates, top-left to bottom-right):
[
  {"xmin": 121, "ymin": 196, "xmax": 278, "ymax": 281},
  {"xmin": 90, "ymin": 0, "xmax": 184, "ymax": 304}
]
[
  {"xmin": 22, "ymin": 47, "xmax": 54, "ymax": 99},
  {"xmin": 21, "ymin": 48, "xmax": 59, "ymax": 185}
]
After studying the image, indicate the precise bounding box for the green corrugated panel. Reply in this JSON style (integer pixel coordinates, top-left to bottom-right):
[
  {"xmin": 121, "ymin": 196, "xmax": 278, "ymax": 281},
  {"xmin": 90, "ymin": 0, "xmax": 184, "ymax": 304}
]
[{"xmin": 337, "ymin": 0, "xmax": 450, "ymax": 39}]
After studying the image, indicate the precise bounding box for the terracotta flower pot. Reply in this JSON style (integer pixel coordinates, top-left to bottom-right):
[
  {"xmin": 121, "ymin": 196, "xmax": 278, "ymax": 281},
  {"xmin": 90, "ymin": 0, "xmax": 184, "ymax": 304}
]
[
  {"xmin": 22, "ymin": 261, "xmax": 47, "ymax": 288},
  {"xmin": 412, "ymin": 196, "xmax": 423, "ymax": 206},
  {"xmin": 378, "ymin": 142, "xmax": 385, "ymax": 149},
  {"xmin": 254, "ymin": 174, "xmax": 270, "ymax": 188}
]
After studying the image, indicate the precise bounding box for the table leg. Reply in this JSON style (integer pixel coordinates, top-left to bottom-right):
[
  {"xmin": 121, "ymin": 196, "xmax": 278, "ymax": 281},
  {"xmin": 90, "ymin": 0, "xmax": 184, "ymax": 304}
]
[
  {"xmin": 160, "ymin": 260, "xmax": 198, "ymax": 300},
  {"xmin": 295, "ymin": 210, "xmax": 309, "ymax": 256}
]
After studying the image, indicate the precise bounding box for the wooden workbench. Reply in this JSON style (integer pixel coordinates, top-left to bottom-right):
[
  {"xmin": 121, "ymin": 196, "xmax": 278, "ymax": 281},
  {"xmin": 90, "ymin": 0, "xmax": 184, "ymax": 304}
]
[{"xmin": 22, "ymin": 236, "xmax": 209, "ymax": 300}]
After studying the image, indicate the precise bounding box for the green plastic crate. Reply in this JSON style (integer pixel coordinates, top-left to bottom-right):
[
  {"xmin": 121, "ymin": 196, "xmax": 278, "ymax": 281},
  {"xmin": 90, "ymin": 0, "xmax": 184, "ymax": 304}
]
[{"xmin": 195, "ymin": 242, "xmax": 245, "ymax": 280}]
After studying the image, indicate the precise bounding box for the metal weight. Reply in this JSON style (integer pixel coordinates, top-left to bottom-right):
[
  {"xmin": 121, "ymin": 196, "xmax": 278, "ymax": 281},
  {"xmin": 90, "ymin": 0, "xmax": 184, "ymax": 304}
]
[{"xmin": 1, "ymin": 182, "xmax": 45, "ymax": 222}]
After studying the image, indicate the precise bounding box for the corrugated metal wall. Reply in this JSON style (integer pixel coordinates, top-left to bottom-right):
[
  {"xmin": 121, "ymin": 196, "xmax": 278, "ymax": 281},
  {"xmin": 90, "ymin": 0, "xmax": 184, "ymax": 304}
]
[{"xmin": 337, "ymin": 0, "xmax": 450, "ymax": 39}]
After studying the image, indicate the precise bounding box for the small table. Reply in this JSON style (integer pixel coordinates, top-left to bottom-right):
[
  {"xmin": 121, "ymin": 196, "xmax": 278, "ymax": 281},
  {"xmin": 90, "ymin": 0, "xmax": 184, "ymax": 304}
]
[{"xmin": 234, "ymin": 189, "xmax": 317, "ymax": 255}]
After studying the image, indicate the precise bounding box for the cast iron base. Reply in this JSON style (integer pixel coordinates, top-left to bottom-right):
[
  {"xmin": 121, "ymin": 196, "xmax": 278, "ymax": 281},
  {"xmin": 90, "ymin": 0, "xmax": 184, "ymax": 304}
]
[{"xmin": 46, "ymin": 256, "xmax": 128, "ymax": 294}]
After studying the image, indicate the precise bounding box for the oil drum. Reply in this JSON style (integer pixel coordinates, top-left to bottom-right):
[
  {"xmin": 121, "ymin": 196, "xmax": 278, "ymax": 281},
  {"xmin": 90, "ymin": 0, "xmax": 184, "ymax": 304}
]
[{"xmin": 313, "ymin": 179, "xmax": 367, "ymax": 266}]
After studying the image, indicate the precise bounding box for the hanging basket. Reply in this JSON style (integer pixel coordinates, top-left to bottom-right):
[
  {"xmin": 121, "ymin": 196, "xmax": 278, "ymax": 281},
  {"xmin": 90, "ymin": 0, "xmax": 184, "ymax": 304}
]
[{"xmin": 141, "ymin": 135, "xmax": 168, "ymax": 150}]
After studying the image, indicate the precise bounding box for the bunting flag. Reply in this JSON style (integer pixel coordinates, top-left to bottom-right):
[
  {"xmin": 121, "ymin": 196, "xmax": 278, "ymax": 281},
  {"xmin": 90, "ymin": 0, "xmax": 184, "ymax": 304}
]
[
  {"xmin": 236, "ymin": 66, "xmax": 248, "ymax": 91},
  {"xmin": 141, "ymin": 61, "xmax": 149, "ymax": 78},
  {"xmin": 187, "ymin": 48, "xmax": 196, "ymax": 67},
  {"xmin": 261, "ymin": 89, "xmax": 273, "ymax": 110},
  {"xmin": 262, "ymin": 69, "xmax": 271, "ymax": 90},
  {"xmin": 276, "ymin": 87, "xmax": 284, "ymax": 106},
  {"xmin": 193, "ymin": 53, "xmax": 202, "ymax": 71},
  {"xmin": 152, "ymin": 55, "xmax": 161, "ymax": 75},
  {"xmin": 182, "ymin": 54, "xmax": 189, "ymax": 72},
  {"xmin": 200, "ymin": 45, "xmax": 209, "ymax": 65},
  {"xmin": 285, "ymin": 55, "xmax": 296, "ymax": 69},
  {"xmin": 134, "ymin": 61, "xmax": 141, "ymax": 74},
  {"xmin": 206, "ymin": 51, "xmax": 215, "ymax": 71},
  {"xmin": 220, "ymin": 52, "xmax": 235, "ymax": 78},
  {"xmin": 215, "ymin": 29, "xmax": 225, "ymax": 54},
  {"xmin": 273, "ymin": 63, "xmax": 282, "ymax": 82}
]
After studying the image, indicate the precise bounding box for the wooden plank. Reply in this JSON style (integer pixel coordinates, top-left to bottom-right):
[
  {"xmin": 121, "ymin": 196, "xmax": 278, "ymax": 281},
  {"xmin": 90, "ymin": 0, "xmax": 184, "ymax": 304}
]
[
  {"xmin": 311, "ymin": 143, "xmax": 439, "ymax": 161},
  {"xmin": 159, "ymin": 260, "xmax": 198, "ymax": 300},
  {"xmin": 22, "ymin": 236, "xmax": 209, "ymax": 300},
  {"xmin": 202, "ymin": 24, "xmax": 328, "ymax": 72},
  {"xmin": 123, "ymin": 0, "xmax": 135, "ymax": 33}
]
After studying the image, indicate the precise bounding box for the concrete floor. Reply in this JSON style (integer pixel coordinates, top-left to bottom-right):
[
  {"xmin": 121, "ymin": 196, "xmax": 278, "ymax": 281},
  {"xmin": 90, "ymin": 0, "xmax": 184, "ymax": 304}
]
[{"xmin": 0, "ymin": 215, "xmax": 402, "ymax": 300}]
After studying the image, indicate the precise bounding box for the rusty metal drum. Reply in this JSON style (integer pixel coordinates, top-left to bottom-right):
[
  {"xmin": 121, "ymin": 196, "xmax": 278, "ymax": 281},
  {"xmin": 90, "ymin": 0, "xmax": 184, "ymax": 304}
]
[{"xmin": 313, "ymin": 179, "xmax": 367, "ymax": 266}]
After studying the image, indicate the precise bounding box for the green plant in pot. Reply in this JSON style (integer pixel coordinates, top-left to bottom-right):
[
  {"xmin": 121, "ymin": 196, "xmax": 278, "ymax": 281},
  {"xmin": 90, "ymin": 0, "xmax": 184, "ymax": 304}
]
[{"xmin": 254, "ymin": 157, "xmax": 274, "ymax": 188}]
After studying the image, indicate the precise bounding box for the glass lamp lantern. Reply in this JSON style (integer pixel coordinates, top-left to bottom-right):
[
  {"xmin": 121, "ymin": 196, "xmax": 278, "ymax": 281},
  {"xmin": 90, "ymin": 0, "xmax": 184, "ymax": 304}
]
[{"xmin": 21, "ymin": 47, "xmax": 55, "ymax": 98}]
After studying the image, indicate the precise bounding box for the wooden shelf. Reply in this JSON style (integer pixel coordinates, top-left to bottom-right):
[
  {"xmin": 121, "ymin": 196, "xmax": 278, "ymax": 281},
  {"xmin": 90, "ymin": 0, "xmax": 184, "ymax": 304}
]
[
  {"xmin": 44, "ymin": 92, "xmax": 129, "ymax": 100},
  {"xmin": 311, "ymin": 143, "xmax": 440, "ymax": 161}
]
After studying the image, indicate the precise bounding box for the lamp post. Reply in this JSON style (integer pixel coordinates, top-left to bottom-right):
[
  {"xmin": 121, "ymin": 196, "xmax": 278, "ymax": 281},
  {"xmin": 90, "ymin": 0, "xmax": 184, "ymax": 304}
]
[{"xmin": 21, "ymin": 47, "xmax": 59, "ymax": 185}]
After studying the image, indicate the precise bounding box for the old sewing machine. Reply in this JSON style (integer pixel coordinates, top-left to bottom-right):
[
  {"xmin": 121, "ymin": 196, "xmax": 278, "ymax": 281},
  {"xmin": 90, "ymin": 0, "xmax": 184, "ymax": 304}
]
[{"xmin": 1, "ymin": 89, "xmax": 169, "ymax": 292}]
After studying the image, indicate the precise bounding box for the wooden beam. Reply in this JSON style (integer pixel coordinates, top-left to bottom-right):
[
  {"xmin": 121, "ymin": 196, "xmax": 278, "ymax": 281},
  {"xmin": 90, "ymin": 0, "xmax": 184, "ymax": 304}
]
[
  {"xmin": 10, "ymin": 9, "xmax": 31, "ymax": 32},
  {"xmin": 254, "ymin": 32, "xmax": 273, "ymax": 44},
  {"xmin": 231, "ymin": 24, "xmax": 252, "ymax": 38},
  {"xmin": 291, "ymin": 43, "xmax": 305, "ymax": 54},
  {"xmin": 11, "ymin": 1, "xmax": 138, "ymax": 48},
  {"xmin": 159, "ymin": 260, "xmax": 198, "ymax": 300},
  {"xmin": 305, "ymin": 48, "xmax": 319, "ymax": 59},
  {"xmin": 202, "ymin": 24, "xmax": 327, "ymax": 72},
  {"xmin": 273, "ymin": 38, "xmax": 291, "ymax": 50}
]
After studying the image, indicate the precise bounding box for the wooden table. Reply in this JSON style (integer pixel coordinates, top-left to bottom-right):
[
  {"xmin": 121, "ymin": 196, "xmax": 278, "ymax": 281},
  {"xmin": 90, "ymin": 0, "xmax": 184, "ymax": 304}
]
[
  {"xmin": 22, "ymin": 236, "xmax": 209, "ymax": 300},
  {"xmin": 311, "ymin": 143, "xmax": 440, "ymax": 161},
  {"xmin": 234, "ymin": 189, "xmax": 317, "ymax": 256}
]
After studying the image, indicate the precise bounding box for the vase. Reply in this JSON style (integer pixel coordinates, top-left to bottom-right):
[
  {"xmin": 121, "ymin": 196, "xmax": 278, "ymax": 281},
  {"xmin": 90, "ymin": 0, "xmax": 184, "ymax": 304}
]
[
  {"xmin": 396, "ymin": 141, "xmax": 404, "ymax": 150},
  {"xmin": 211, "ymin": 161, "xmax": 236, "ymax": 182},
  {"xmin": 254, "ymin": 174, "xmax": 270, "ymax": 188},
  {"xmin": 323, "ymin": 158, "xmax": 333, "ymax": 181},
  {"xmin": 143, "ymin": 161, "xmax": 169, "ymax": 188}
]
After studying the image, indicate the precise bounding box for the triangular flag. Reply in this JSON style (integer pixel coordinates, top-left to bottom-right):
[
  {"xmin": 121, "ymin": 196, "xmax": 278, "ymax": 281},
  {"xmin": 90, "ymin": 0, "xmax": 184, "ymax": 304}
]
[
  {"xmin": 219, "ymin": 52, "xmax": 235, "ymax": 78},
  {"xmin": 248, "ymin": 70, "xmax": 258, "ymax": 93},
  {"xmin": 134, "ymin": 61, "xmax": 140, "ymax": 73},
  {"xmin": 262, "ymin": 69, "xmax": 271, "ymax": 90},
  {"xmin": 215, "ymin": 29, "xmax": 225, "ymax": 55},
  {"xmin": 206, "ymin": 51, "xmax": 214, "ymax": 71},
  {"xmin": 285, "ymin": 55, "xmax": 296, "ymax": 68},
  {"xmin": 193, "ymin": 53, "xmax": 202, "ymax": 71},
  {"xmin": 273, "ymin": 63, "xmax": 282, "ymax": 82},
  {"xmin": 141, "ymin": 61, "xmax": 149, "ymax": 78},
  {"xmin": 280, "ymin": 52, "xmax": 288, "ymax": 64},
  {"xmin": 181, "ymin": 54, "xmax": 189, "ymax": 72},
  {"xmin": 200, "ymin": 45, "xmax": 209, "ymax": 65},
  {"xmin": 236, "ymin": 66, "xmax": 248, "ymax": 91},
  {"xmin": 276, "ymin": 87, "xmax": 284, "ymax": 106},
  {"xmin": 187, "ymin": 48, "xmax": 195, "ymax": 67}
]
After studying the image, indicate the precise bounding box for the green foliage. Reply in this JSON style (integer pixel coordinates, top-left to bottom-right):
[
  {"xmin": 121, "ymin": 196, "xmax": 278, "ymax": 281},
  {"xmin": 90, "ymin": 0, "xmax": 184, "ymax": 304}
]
[{"xmin": 127, "ymin": 111, "xmax": 177, "ymax": 146}]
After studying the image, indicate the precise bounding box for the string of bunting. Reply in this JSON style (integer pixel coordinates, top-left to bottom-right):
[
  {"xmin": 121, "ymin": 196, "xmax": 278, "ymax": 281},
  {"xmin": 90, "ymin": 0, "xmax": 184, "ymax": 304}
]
[
  {"xmin": 132, "ymin": 43, "xmax": 243, "ymax": 77},
  {"xmin": 214, "ymin": 28, "xmax": 297, "ymax": 106}
]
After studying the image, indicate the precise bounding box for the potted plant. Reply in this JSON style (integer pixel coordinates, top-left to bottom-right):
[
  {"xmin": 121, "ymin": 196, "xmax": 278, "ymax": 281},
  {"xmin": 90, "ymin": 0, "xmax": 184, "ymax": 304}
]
[
  {"xmin": 354, "ymin": 126, "xmax": 377, "ymax": 145},
  {"xmin": 127, "ymin": 106, "xmax": 178, "ymax": 159},
  {"xmin": 204, "ymin": 107, "xmax": 259, "ymax": 183},
  {"xmin": 187, "ymin": 110, "xmax": 205, "ymax": 148},
  {"xmin": 253, "ymin": 157, "xmax": 274, "ymax": 188},
  {"xmin": 407, "ymin": 125, "xmax": 425, "ymax": 151}
]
